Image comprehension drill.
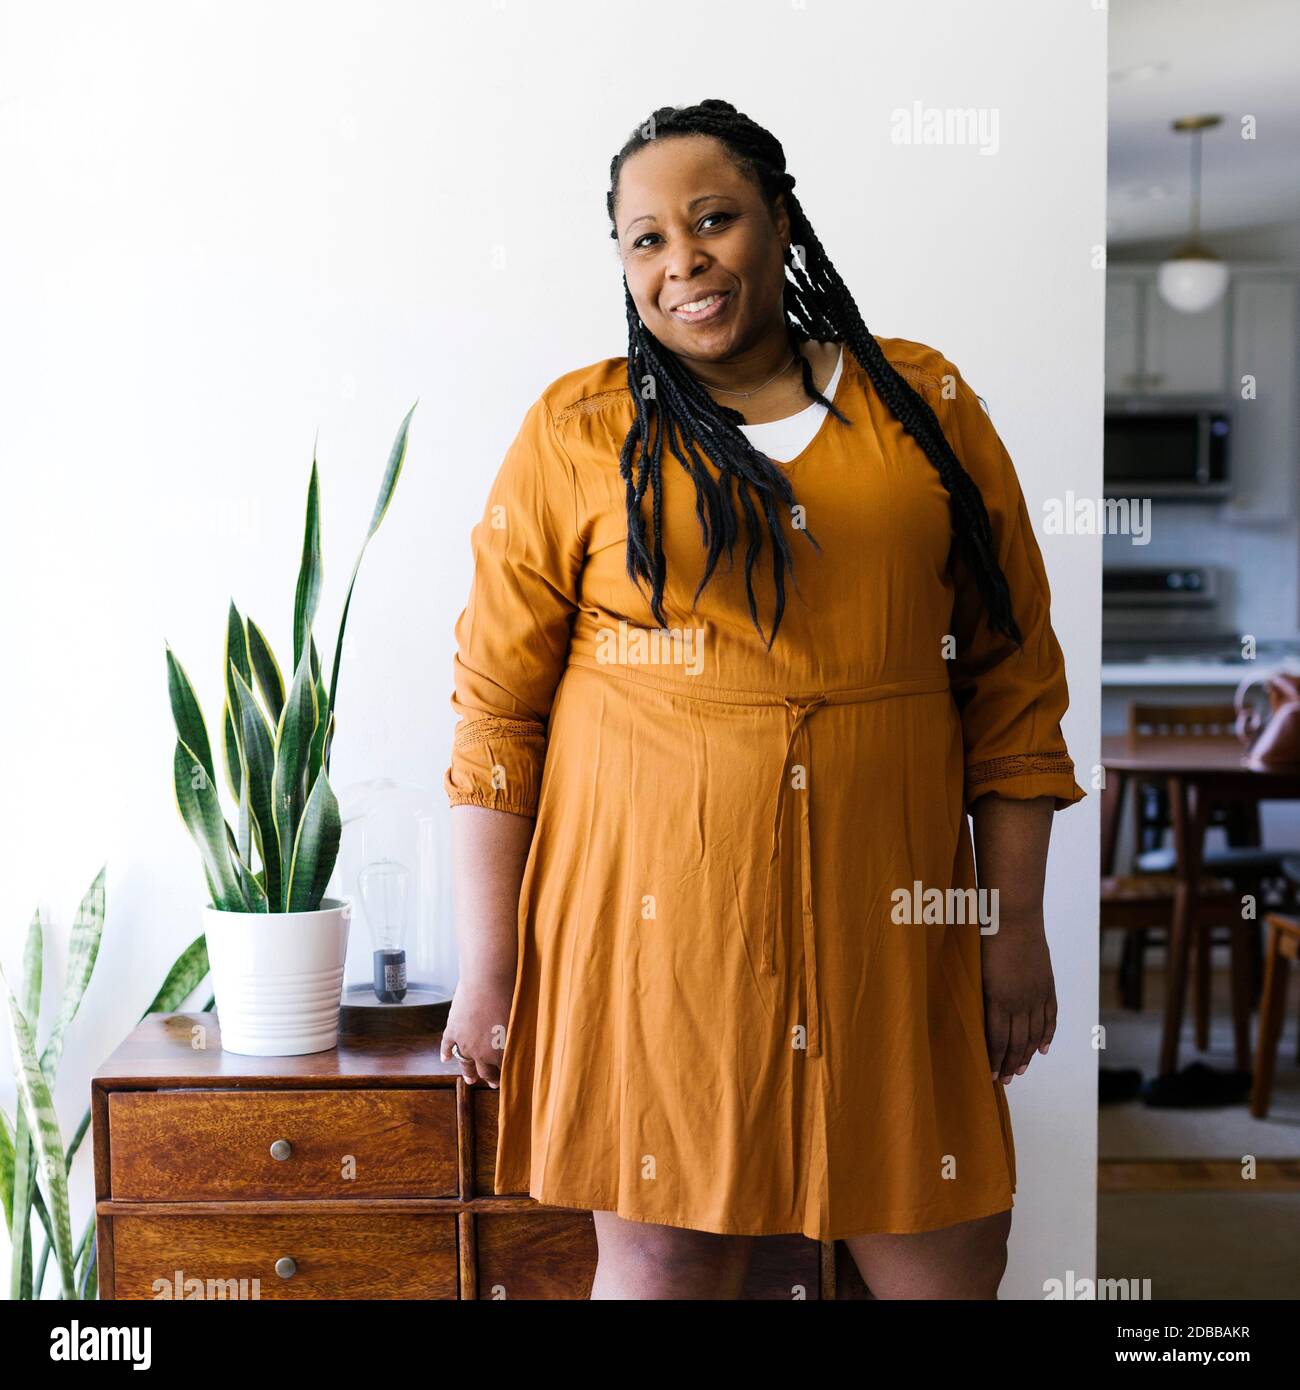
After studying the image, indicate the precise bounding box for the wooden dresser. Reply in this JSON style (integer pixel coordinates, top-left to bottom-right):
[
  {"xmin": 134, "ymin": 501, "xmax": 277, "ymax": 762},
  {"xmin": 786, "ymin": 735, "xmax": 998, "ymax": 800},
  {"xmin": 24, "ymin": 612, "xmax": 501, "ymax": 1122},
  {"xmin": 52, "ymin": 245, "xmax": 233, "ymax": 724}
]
[{"xmin": 92, "ymin": 1013, "xmax": 867, "ymax": 1299}]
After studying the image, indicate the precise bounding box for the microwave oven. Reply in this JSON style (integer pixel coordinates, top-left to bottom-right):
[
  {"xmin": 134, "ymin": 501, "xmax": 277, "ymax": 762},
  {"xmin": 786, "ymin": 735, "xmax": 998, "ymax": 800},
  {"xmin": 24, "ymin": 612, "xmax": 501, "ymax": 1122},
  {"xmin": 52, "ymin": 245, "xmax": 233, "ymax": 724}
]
[{"xmin": 1103, "ymin": 398, "xmax": 1232, "ymax": 499}]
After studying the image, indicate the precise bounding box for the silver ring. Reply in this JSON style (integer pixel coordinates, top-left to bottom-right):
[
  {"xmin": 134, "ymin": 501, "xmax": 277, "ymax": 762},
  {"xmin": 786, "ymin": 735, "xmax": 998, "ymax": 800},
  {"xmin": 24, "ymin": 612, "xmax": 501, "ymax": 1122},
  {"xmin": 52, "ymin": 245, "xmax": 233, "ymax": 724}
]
[{"xmin": 451, "ymin": 1041, "xmax": 475, "ymax": 1065}]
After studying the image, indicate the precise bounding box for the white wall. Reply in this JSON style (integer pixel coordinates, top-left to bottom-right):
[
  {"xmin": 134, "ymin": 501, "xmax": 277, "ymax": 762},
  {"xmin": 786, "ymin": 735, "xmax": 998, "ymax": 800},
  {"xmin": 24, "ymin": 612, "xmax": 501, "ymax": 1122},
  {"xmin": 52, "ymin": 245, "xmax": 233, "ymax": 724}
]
[{"xmin": 0, "ymin": 0, "xmax": 1104, "ymax": 1299}]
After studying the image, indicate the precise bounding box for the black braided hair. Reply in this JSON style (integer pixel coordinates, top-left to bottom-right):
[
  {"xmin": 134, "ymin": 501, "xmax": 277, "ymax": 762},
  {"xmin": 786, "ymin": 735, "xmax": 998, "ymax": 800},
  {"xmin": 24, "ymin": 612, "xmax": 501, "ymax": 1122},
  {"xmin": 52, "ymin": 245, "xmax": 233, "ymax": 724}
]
[{"xmin": 604, "ymin": 97, "xmax": 1023, "ymax": 652}]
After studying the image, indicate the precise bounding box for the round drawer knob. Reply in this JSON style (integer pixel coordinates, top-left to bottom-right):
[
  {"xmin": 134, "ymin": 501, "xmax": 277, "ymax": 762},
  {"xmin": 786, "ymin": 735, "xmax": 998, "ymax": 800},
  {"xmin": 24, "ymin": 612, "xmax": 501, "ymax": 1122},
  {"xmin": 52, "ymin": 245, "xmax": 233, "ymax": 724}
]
[
  {"xmin": 269, "ymin": 1139, "xmax": 292, "ymax": 1161},
  {"xmin": 275, "ymin": 1256, "xmax": 297, "ymax": 1279}
]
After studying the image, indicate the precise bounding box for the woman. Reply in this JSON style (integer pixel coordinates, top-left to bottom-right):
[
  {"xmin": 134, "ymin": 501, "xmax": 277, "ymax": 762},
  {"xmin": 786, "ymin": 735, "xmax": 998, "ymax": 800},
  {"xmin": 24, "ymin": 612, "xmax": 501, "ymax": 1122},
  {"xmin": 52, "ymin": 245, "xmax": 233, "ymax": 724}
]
[{"xmin": 441, "ymin": 98, "xmax": 1086, "ymax": 1300}]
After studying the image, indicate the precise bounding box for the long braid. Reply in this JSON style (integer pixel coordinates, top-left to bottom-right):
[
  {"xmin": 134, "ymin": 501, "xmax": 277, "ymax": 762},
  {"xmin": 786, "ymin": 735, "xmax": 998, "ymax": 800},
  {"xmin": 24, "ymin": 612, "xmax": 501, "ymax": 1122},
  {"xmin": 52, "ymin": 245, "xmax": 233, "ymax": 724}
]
[{"xmin": 605, "ymin": 98, "xmax": 1022, "ymax": 649}]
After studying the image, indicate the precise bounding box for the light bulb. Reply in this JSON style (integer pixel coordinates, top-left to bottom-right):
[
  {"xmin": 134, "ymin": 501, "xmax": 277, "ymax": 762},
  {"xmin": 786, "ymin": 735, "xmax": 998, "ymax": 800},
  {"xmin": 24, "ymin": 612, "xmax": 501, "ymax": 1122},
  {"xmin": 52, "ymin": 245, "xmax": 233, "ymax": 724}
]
[{"xmin": 358, "ymin": 857, "xmax": 410, "ymax": 1002}]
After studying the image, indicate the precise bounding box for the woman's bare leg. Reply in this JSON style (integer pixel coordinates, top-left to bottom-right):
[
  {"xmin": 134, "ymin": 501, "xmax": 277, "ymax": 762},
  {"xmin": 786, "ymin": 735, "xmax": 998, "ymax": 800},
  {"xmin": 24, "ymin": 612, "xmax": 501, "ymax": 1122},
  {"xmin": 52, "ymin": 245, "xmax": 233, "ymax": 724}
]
[
  {"xmin": 590, "ymin": 1211, "xmax": 756, "ymax": 1300},
  {"xmin": 842, "ymin": 1208, "xmax": 1012, "ymax": 1300}
]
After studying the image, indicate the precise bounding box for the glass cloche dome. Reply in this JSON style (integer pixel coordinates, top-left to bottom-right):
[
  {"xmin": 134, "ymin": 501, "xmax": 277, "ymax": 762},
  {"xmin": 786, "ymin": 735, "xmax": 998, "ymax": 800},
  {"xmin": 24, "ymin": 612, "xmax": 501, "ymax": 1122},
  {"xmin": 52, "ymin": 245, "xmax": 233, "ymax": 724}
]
[{"xmin": 329, "ymin": 777, "xmax": 453, "ymax": 1030}]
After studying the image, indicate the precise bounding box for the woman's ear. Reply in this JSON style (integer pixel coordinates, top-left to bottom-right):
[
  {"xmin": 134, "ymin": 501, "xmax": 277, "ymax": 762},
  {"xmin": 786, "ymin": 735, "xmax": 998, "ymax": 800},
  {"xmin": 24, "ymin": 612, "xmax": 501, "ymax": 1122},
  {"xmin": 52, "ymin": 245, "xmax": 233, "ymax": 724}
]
[{"xmin": 771, "ymin": 192, "xmax": 791, "ymax": 248}]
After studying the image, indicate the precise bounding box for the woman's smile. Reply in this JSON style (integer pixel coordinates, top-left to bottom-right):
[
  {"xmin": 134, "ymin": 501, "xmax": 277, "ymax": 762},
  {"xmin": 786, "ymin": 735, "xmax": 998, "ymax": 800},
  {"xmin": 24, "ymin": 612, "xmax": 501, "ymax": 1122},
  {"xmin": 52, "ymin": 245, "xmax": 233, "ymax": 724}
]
[{"xmin": 669, "ymin": 288, "xmax": 735, "ymax": 325}]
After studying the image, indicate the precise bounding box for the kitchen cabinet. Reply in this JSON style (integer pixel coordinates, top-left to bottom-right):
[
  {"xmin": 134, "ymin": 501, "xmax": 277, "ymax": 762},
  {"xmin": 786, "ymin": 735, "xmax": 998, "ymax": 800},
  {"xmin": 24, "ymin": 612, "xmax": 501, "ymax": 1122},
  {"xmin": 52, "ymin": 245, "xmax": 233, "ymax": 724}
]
[
  {"xmin": 1221, "ymin": 273, "xmax": 1299, "ymax": 523},
  {"xmin": 1104, "ymin": 276, "xmax": 1143, "ymax": 395},
  {"xmin": 1105, "ymin": 267, "xmax": 1228, "ymax": 396},
  {"xmin": 1141, "ymin": 278, "xmax": 1228, "ymax": 394}
]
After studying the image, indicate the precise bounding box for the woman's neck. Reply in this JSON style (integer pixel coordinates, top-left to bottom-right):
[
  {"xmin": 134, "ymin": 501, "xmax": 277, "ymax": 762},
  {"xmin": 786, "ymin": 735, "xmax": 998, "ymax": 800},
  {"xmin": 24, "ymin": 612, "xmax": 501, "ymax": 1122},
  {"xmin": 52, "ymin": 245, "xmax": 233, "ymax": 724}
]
[{"xmin": 727, "ymin": 339, "xmax": 840, "ymax": 426}]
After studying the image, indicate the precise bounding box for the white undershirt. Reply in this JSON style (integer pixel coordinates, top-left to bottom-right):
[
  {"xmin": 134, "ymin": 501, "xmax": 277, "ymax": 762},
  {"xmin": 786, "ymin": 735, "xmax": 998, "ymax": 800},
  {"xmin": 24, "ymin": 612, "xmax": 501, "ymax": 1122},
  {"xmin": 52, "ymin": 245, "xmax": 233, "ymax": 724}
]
[{"xmin": 735, "ymin": 344, "xmax": 844, "ymax": 463}]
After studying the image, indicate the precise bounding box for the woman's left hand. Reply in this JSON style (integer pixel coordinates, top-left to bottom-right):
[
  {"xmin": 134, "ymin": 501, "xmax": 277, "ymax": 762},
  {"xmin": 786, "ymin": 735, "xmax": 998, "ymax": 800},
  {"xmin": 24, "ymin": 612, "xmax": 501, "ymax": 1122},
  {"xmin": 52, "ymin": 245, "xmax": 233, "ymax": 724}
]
[{"xmin": 980, "ymin": 921, "xmax": 1057, "ymax": 1084}]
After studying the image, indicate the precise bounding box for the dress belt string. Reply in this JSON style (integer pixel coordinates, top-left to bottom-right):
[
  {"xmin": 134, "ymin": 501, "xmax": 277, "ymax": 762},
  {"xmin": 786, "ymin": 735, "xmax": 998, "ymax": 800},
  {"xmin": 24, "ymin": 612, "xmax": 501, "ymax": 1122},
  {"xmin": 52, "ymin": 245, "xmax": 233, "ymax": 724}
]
[{"xmin": 760, "ymin": 694, "xmax": 829, "ymax": 1059}]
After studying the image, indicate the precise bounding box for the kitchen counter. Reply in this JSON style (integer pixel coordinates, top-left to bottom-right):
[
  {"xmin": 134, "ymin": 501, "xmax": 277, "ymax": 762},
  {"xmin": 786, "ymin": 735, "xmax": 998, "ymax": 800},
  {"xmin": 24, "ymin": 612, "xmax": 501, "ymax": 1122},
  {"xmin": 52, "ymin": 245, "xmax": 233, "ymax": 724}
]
[{"xmin": 1102, "ymin": 661, "xmax": 1262, "ymax": 686}]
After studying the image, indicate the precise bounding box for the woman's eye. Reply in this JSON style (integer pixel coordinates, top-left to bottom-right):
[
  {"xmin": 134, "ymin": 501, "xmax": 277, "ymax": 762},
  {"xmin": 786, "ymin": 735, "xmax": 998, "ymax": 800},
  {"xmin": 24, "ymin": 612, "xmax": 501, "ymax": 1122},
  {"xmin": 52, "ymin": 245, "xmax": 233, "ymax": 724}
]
[{"xmin": 632, "ymin": 212, "xmax": 733, "ymax": 250}]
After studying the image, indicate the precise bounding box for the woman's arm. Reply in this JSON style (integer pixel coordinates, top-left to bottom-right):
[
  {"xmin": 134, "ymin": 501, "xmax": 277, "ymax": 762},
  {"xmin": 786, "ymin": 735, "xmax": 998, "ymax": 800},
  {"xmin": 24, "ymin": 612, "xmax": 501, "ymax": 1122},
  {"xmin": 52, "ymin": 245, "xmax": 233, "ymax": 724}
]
[
  {"xmin": 971, "ymin": 793, "xmax": 1057, "ymax": 1084},
  {"xmin": 451, "ymin": 804, "xmax": 533, "ymax": 985},
  {"xmin": 444, "ymin": 804, "xmax": 535, "ymax": 1087},
  {"xmin": 441, "ymin": 395, "xmax": 585, "ymax": 1087}
]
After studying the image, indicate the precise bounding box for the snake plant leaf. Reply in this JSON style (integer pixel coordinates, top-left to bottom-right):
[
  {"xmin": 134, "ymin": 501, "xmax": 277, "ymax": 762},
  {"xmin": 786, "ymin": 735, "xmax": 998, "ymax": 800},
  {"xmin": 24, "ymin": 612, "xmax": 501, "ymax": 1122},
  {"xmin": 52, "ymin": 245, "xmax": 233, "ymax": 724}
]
[
  {"xmin": 247, "ymin": 617, "xmax": 285, "ymax": 727},
  {"xmin": 225, "ymin": 599, "xmax": 252, "ymax": 698},
  {"xmin": 233, "ymin": 826, "xmax": 268, "ymax": 914},
  {"xmin": 173, "ymin": 736, "xmax": 242, "ymax": 910},
  {"xmin": 61, "ymin": 1108, "xmax": 91, "ymax": 1177},
  {"xmin": 222, "ymin": 699, "xmax": 242, "ymax": 803},
  {"xmin": 9, "ymin": 911, "xmax": 41, "ymax": 1299},
  {"xmin": 1, "ymin": 1105, "xmax": 14, "ymax": 1234},
  {"xmin": 32, "ymin": 1180, "xmax": 57, "ymax": 1296},
  {"xmin": 20, "ymin": 908, "xmax": 41, "ymax": 1023},
  {"xmin": 0, "ymin": 971, "xmax": 75, "ymax": 1299},
  {"xmin": 272, "ymin": 640, "xmax": 318, "ymax": 908},
  {"xmin": 326, "ymin": 402, "xmax": 416, "ymax": 738},
  {"xmin": 73, "ymin": 1208, "xmax": 94, "ymax": 1281},
  {"xmin": 164, "ymin": 644, "xmax": 215, "ymax": 789},
  {"xmin": 286, "ymin": 765, "xmax": 342, "ymax": 912},
  {"xmin": 142, "ymin": 934, "xmax": 210, "ymax": 1015},
  {"xmin": 231, "ymin": 665, "xmax": 278, "ymax": 907},
  {"xmin": 40, "ymin": 866, "xmax": 105, "ymax": 1084},
  {"xmin": 222, "ymin": 602, "xmax": 252, "ymax": 798},
  {"xmin": 306, "ymin": 667, "xmax": 330, "ymax": 796},
  {"xmin": 293, "ymin": 455, "xmax": 323, "ymax": 674},
  {"xmin": 30, "ymin": 1179, "xmax": 55, "ymax": 1249},
  {"xmin": 235, "ymin": 750, "xmax": 253, "ymax": 895},
  {"xmin": 77, "ymin": 1208, "xmax": 97, "ymax": 1299},
  {"xmin": 21, "ymin": 869, "xmax": 104, "ymax": 1298},
  {"xmin": 232, "ymin": 761, "xmax": 254, "ymax": 914}
]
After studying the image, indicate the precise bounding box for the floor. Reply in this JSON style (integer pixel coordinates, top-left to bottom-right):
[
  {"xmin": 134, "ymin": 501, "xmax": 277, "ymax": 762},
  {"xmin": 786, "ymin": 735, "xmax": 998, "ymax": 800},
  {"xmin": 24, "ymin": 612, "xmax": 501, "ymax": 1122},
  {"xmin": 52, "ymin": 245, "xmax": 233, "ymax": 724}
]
[{"xmin": 1098, "ymin": 936, "xmax": 1300, "ymax": 1299}]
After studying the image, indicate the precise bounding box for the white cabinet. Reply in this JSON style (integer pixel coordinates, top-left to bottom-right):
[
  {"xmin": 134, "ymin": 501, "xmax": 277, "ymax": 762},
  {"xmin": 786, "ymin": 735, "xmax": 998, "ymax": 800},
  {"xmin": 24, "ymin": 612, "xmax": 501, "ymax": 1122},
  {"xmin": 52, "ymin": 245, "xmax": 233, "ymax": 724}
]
[
  {"xmin": 1142, "ymin": 279, "xmax": 1228, "ymax": 394},
  {"xmin": 1221, "ymin": 274, "xmax": 1298, "ymax": 523},
  {"xmin": 1105, "ymin": 277, "xmax": 1143, "ymax": 394},
  {"xmin": 1104, "ymin": 268, "xmax": 1228, "ymax": 396}
]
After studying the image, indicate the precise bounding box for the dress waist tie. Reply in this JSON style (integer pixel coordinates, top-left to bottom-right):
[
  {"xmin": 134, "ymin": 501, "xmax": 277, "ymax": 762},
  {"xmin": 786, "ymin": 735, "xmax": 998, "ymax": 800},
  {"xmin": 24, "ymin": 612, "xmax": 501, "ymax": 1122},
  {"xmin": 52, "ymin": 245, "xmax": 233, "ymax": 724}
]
[{"xmin": 760, "ymin": 694, "xmax": 829, "ymax": 1059}]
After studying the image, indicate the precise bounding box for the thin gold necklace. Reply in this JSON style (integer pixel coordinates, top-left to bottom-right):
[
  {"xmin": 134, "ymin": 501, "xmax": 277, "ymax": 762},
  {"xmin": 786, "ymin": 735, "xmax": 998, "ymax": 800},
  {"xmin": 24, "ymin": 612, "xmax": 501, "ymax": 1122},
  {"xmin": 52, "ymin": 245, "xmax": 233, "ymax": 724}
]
[{"xmin": 698, "ymin": 352, "xmax": 798, "ymax": 399}]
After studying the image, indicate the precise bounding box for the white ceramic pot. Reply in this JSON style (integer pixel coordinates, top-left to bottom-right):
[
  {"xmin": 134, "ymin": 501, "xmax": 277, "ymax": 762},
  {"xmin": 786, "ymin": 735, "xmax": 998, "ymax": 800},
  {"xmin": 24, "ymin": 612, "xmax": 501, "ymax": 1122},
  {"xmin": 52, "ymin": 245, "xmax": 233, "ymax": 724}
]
[{"xmin": 203, "ymin": 898, "xmax": 352, "ymax": 1056}]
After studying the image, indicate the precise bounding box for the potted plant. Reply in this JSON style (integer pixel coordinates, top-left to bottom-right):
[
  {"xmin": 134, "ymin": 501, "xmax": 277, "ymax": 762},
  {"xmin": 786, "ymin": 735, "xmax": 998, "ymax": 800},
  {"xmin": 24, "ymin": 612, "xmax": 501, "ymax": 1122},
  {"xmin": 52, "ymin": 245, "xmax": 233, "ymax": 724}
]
[
  {"xmin": 166, "ymin": 405, "xmax": 415, "ymax": 1056},
  {"xmin": 1, "ymin": 866, "xmax": 216, "ymax": 1298}
]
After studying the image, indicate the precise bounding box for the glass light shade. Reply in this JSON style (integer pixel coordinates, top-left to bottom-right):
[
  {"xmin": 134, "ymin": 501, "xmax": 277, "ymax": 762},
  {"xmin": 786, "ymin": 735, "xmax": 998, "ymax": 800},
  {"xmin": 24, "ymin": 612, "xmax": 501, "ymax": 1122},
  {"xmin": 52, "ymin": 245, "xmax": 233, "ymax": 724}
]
[
  {"xmin": 1156, "ymin": 254, "xmax": 1229, "ymax": 313},
  {"xmin": 331, "ymin": 777, "xmax": 452, "ymax": 1000}
]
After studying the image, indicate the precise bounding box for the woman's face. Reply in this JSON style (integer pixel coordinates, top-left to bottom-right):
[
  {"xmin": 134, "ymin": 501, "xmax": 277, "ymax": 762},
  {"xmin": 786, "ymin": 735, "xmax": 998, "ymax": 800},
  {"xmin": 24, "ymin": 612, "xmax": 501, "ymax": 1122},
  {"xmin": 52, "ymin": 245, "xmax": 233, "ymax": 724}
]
[{"xmin": 613, "ymin": 134, "xmax": 790, "ymax": 364}]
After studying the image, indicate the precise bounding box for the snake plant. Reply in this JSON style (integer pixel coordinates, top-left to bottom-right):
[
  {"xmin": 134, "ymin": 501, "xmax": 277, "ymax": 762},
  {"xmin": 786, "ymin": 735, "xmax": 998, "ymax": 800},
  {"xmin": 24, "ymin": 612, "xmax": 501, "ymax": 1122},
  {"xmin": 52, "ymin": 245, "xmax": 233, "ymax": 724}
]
[
  {"xmin": 1, "ymin": 867, "xmax": 215, "ymax": 1298},
  {"xmin": 166, "ymin": 405, "xmax": 415, "ymax": 913}
]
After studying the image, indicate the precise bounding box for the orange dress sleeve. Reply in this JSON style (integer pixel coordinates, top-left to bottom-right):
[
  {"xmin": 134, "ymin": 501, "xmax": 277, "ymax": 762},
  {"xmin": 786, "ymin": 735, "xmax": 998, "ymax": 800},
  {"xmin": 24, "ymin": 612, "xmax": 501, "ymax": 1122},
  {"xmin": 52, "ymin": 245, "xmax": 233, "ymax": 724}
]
[
  {"xmin": 443, "ymin": 396, "xmax": 583, "ymax": 818},
  {"xmin": 935, "ymin": 359, "xmax": 1088, "ymax": 813}
]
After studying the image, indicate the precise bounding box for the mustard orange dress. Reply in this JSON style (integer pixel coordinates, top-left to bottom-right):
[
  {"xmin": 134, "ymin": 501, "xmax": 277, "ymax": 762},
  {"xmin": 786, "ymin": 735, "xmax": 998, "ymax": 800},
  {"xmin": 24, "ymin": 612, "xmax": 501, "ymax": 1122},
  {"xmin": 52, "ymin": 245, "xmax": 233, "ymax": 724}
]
[{"xmin": 444, "ymin": 335, "xmax": 1086, "ymax": 1240}]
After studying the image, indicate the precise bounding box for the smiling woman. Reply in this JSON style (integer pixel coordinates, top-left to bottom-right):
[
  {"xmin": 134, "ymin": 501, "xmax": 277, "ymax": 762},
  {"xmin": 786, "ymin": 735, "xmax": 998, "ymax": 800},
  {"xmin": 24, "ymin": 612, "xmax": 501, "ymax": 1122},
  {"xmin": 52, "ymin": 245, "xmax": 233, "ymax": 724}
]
[{"xmin": 441, "ymin": 97, "xmax": 1085, "ymax": 1301}]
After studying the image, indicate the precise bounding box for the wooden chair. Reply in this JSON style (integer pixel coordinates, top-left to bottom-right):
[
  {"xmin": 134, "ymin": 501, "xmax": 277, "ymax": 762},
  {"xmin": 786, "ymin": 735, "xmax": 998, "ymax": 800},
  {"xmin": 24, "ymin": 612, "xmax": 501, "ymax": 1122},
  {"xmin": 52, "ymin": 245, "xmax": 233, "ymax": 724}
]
[
  {"xmin": 1101, "ymin": 870, "xmax": 1257, "ymax": 1075},
  {"xmin": 1249, "ymin": 911, "xmax": 1300, "ymax": 1118},
  {"xmin": 1119, "ymin": 703, "xmax": 1288, "ymax": 1036}
]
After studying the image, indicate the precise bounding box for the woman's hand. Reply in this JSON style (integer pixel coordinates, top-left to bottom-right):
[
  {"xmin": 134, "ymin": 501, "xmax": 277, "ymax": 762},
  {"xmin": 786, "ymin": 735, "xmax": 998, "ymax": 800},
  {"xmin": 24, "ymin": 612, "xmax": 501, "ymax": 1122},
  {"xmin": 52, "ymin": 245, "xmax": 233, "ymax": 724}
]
[
  {"xmin": 969, "ymin": 792, "xmax": 1057, "ymax": 1084},
  {"xmin": 441, "ymin": 971, "xmax": 516, "ymax": 1089},
  {"xmin": 980, "ymin": 922, "xmax": 1056, "ymax": 1084}
]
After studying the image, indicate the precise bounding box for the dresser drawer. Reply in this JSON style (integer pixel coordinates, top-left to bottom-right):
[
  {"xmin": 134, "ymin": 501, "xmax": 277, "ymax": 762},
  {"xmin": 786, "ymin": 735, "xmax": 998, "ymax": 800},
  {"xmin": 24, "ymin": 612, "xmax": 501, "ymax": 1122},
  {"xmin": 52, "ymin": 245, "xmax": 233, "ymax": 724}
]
[
  {"xmin": 108, "ymin": 1088, "xmax": 457, "ymax": 1200},
  {"xmin": 475, "ymin": 1210, "xmax": 597, "ymax": 1299},
  {"xmin": 111, "ymin": 1212, "xmax": 458, "ymax": 1300}
]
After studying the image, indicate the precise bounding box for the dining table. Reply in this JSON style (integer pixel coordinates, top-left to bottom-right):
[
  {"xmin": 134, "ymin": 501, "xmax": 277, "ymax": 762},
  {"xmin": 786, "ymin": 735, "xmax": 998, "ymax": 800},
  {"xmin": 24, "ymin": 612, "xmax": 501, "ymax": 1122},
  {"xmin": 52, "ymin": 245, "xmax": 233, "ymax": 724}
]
[{"xmin": 1100, "ymin": 734, "xmax": 1300, "ymax": 1079}]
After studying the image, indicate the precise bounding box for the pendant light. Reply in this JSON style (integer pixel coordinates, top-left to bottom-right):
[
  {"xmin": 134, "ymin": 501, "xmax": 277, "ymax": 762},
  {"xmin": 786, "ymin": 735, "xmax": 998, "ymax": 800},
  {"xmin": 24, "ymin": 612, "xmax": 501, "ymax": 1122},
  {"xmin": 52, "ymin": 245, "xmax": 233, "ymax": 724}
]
[{"xmin": 1157, "ymin": 114, "xmax": 1229, "ymax": 313}]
